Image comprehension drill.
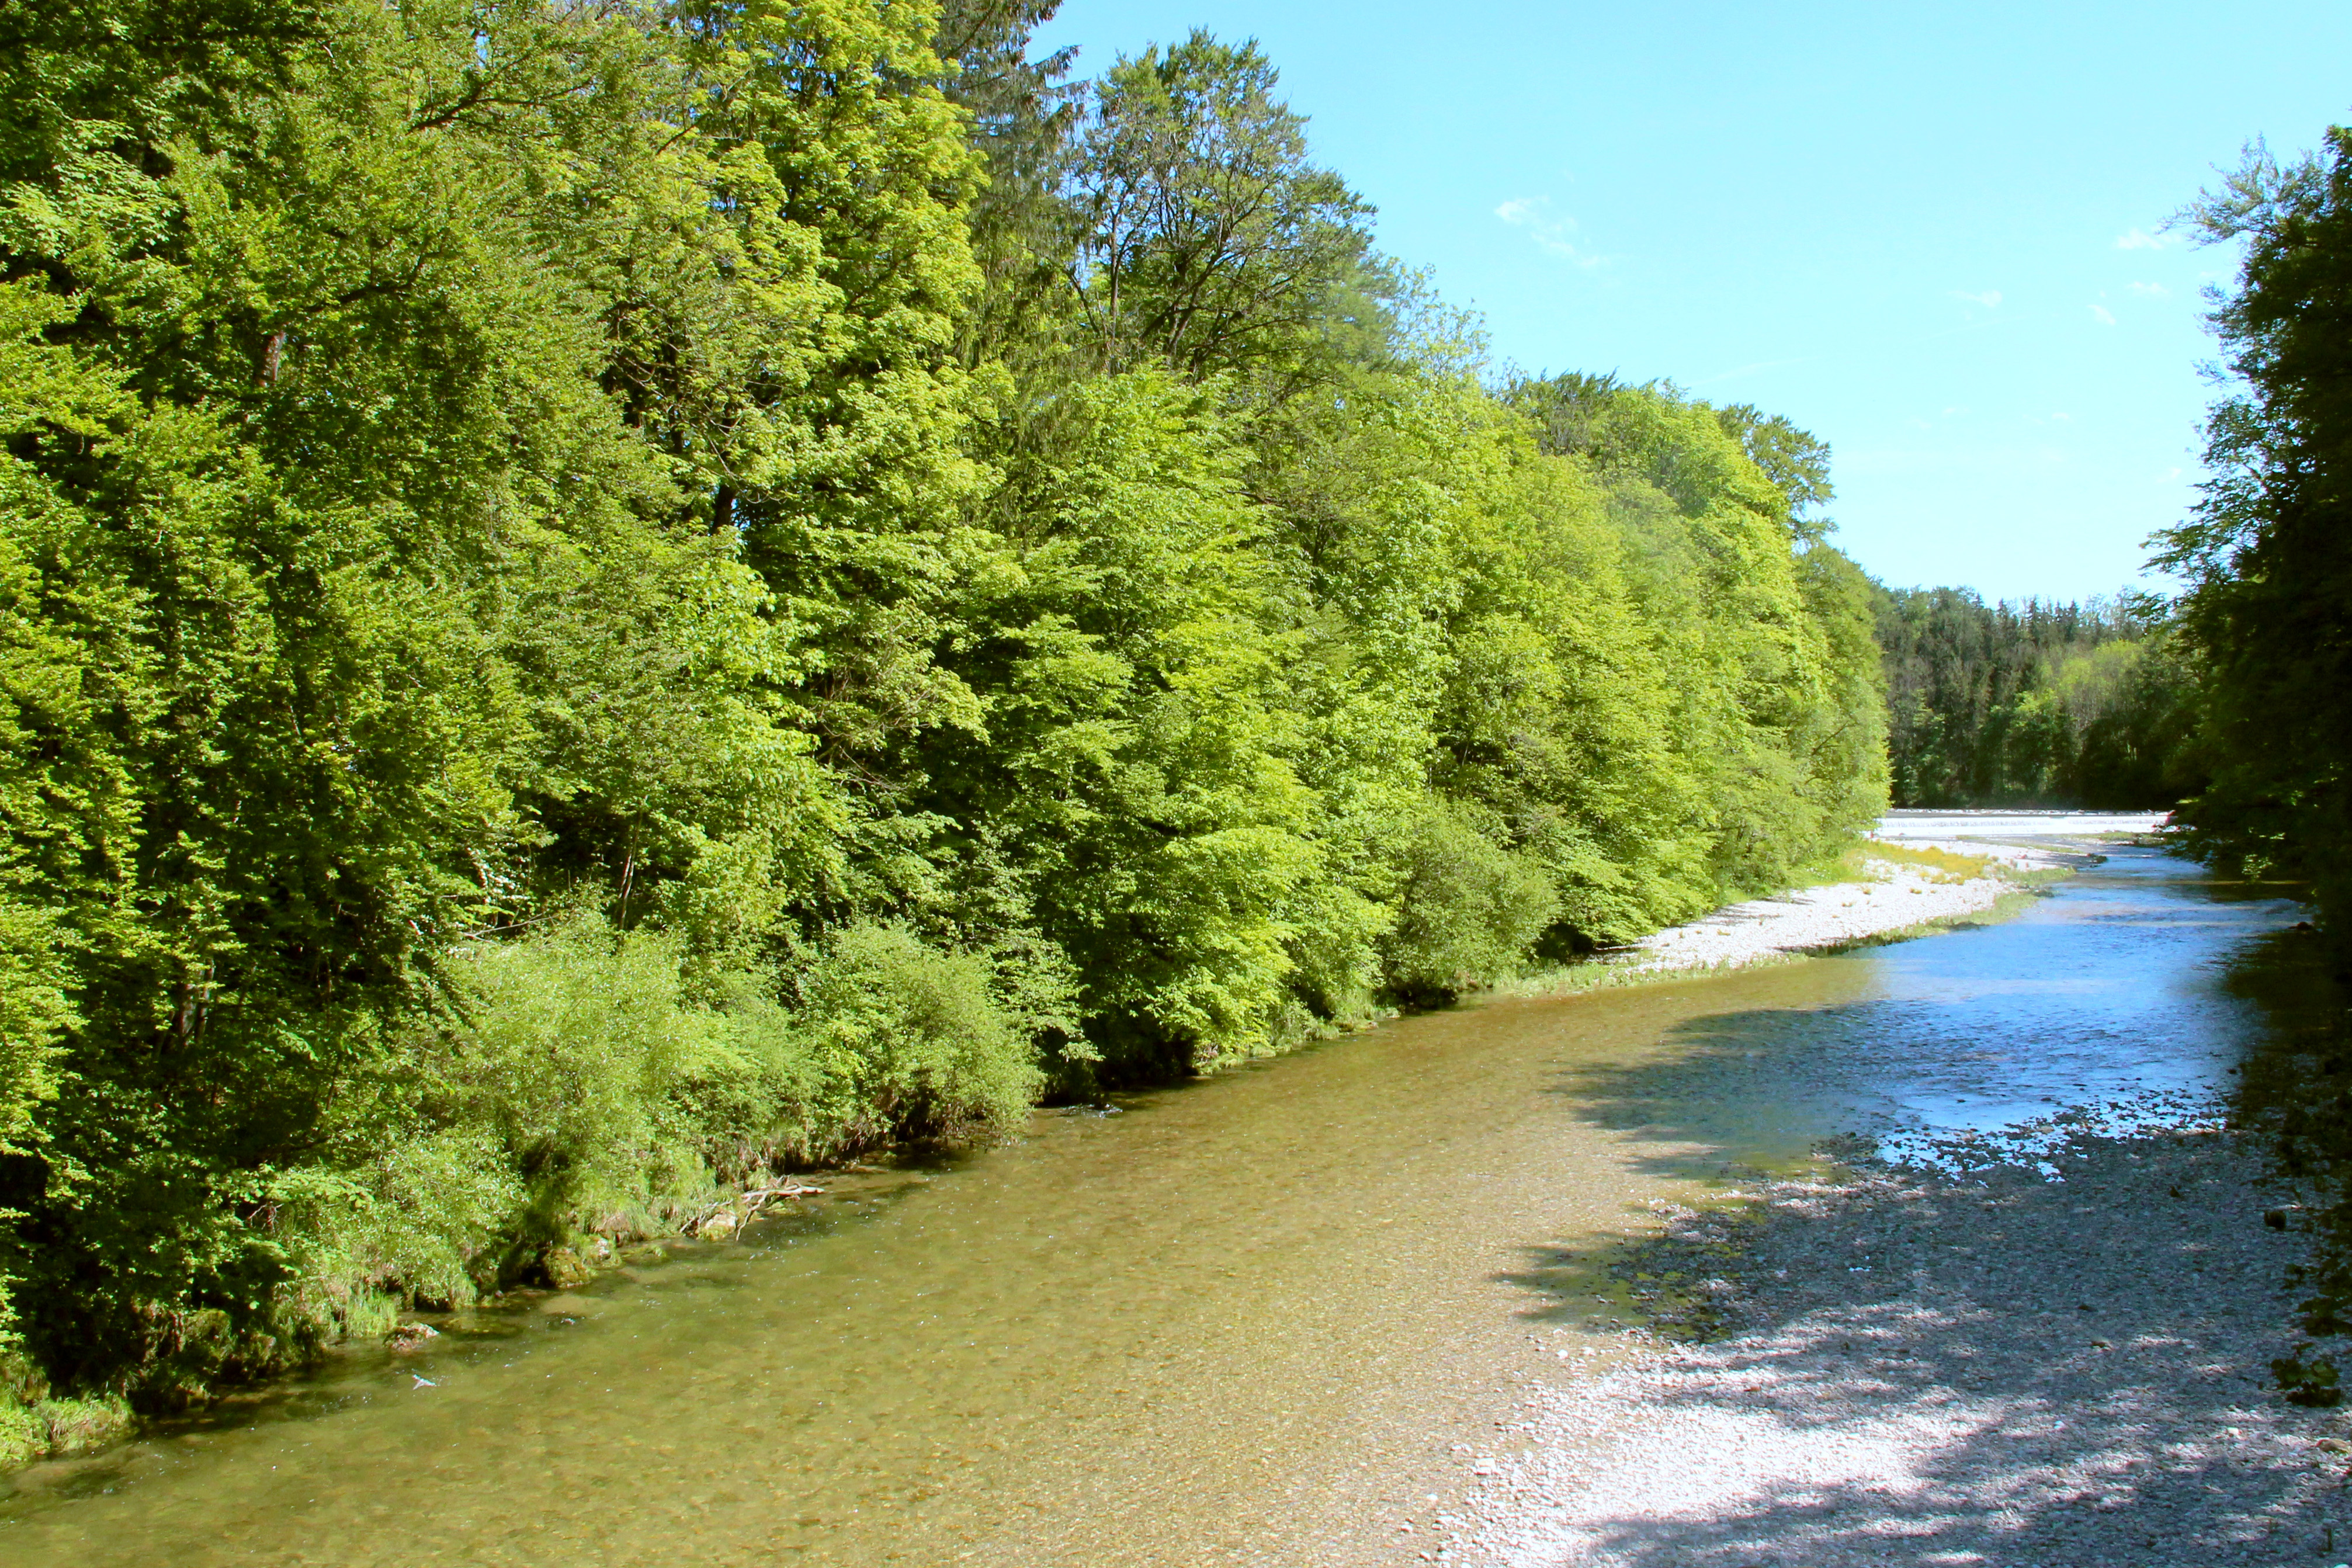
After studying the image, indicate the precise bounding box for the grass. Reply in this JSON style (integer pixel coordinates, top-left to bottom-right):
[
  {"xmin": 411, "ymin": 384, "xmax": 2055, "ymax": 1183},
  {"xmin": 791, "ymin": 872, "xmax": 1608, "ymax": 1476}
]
[
  {"xmin": 1774, "ymin": 835, "xmax": 1999, "ymax": 892},
  {"xmin": 1853, "ymin": 838, "xmax": 2002, "ymax": 882}
]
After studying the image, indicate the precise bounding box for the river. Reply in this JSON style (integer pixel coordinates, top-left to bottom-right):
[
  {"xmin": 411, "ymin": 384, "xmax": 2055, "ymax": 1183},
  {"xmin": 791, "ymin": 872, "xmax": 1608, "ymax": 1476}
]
[{"xmin": 0, "ymin": 827, "xmax": 2308, "ymax": 1566}]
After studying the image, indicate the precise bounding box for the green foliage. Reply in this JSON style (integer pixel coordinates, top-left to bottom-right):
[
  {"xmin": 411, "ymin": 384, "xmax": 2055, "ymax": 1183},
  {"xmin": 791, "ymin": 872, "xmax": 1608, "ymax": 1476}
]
[
  {"xmin": 1500, "ymin": 372, "xmax": 1885, "ymax": 910},
  {"xmin": 0, "ymin": 0, "xmax": 965, "ymax": 1404},
  {"xmin": 920, "ymin": 372, "xmax": 1320, "ymax": 1070},
  {"xmin": 2156, "ymin": 128, "xmax": 2352, "ymax": 915},
  {"xmin": 2274, "ymin": 1344, "xmax": 2344, "ymax": 1407},
  {"xmin": 1383, "ymin": 802, "xmax": 1559, "ymax": 1003},
  {"xmin": 786, "ymin": 922, "xmax": 1043, "ymax": 1147},
  {"xmin": 1797, "ymin": 545, "xmax": 1896, "ymax": 835},
  {"xmin": 1872, "ymin": 585, "xmax": 2204, "ymax": 808},
  {"xmin": 0, "ymin": 0, "xmax": 1890, "ymax": 1428},
  {"xmin": 1067, "ymin": 30, "xmax": 1391, "ymax": 388},
  {"xmin": 1715, "ymin": 403, "xmax": 1835, "ymax": 542}
]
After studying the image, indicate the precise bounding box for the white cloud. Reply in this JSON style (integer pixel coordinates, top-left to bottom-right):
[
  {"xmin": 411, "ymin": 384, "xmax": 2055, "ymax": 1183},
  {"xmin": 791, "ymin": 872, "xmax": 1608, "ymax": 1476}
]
[
  {"xmin": 2115, "ymin": 227, "xmax": 2166, "ymax": 251},
  {"xmin": 1951, "ymin": 289, "xmax": 2003, "ymax": 308},
  {"xmin": 2090, "ymin": 302, "xmax": 2118, "ymax": 326},
  {"xmin": 2126, "ymin": 280, "xmax": 2169, "ymax": 299},
  {"xmin": 2160, "ymin": 466, "xmax": 2183, "ymax": 482},
  {"xmin": 1495, "ymin": 196, "xmax": 1605, "ymax": 268}
]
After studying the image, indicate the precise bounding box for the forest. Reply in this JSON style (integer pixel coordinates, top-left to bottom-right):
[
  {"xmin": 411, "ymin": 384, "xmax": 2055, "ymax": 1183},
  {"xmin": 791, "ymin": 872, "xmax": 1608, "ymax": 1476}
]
[
  {"xmin": 1873, "ymin": 585, "xmax": 2204, "ymax": 810},
  {"xmin": 0, "ymin": 0, "xmax": 1893, "ymax": 1446}
]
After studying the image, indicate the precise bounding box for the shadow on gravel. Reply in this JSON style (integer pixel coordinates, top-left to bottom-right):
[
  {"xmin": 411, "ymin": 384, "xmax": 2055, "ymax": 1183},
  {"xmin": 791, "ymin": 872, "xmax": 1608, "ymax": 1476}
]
[
  {"xmin": 1482, "ymin": 900, "xmax": 2352, "ymax": 1564},
  {"xmin": 1495, "ymin": 1136, "xmax": 2347, "ymax": 1567}
]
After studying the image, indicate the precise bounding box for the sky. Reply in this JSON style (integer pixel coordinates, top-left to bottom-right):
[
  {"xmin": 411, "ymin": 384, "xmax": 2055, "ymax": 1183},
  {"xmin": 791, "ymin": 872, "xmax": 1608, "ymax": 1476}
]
[{"xmin": 1030, "ymin": 1, "xmax": 2352, "ymax": 602}]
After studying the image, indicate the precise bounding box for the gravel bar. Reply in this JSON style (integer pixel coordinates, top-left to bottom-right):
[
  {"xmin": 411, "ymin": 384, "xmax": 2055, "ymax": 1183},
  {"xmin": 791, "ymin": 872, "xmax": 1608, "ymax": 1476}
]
[
  {"xmin": 1451, "ymin": 1129, "xmax": 2346, "ymax": 1567},
  {"xmin": 1622, "ymin": 840, "xmax": 2070, "ymax": 977}
]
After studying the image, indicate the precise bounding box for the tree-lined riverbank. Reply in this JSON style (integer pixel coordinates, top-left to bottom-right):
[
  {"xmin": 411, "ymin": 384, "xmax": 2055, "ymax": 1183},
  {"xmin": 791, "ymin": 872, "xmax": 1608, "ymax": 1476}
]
[
  {"xmin": 0, "ymin": 0, "xmax": 1889, "ymax": 1430},
  {"xmin": 6, "ymin": 0, "xmax": 2346, "ymax": 1550}
]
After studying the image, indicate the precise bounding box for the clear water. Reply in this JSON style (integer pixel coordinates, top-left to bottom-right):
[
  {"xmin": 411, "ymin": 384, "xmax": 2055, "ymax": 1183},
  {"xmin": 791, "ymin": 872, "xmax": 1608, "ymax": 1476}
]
[{"xmin": 0, "ymin": 845, "xmax": 2305, "ymax": 1566}]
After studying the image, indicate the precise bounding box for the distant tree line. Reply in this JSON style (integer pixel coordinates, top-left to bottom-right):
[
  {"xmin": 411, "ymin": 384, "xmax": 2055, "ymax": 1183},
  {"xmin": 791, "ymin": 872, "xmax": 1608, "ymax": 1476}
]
[
  {"xmin": 0, "ymin": 0, "xmax": 1887, "ymax": 1441},
  {"xmin": 1873, "ymin": 587, "xmax": 2205, "ymax": 810}
]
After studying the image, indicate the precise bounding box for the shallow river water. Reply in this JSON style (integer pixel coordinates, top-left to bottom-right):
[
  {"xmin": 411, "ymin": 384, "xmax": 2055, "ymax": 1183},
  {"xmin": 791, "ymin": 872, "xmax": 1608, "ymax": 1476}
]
[{"xmin": 0, "ymin": 840, "xmax": 2306, "ymax": 1567}]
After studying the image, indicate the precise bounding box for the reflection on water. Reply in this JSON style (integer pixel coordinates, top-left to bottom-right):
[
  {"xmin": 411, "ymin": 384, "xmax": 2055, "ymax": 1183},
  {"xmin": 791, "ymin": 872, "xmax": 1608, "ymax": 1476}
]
[
  {"xmin": 0, "ymin": 847, "xmax": 2306, "ymax": 1567},
  {"xmin": 1573, "ymin": 848, "xmax": 2303, "ymax": 1170}
]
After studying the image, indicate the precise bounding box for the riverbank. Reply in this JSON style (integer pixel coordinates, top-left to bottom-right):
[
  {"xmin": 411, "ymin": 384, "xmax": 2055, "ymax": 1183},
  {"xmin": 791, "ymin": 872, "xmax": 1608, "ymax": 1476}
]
[
  {"xmin": 1623, "ymin": 841, "xmax": 2066, "ymax": 976},
  {"xmin": 1452, "ymin": 1118, "xmax": 2342, "ymax": 1566},
  {"xmin": 0, "ymin": 840, "xmax": 2086, "ymax": 1475},
  {"xmin": 4, "ymin": 835, "xmax": 2304, "ymax": 1566},
  {"xmin": 1510, "ymin": 838, "xmax": 2077, "ymax": 995}
]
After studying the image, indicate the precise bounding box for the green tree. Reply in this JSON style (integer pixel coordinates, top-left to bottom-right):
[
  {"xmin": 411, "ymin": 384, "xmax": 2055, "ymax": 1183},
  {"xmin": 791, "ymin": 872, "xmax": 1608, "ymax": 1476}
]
[
  {"xmin": 0, "ymin": 0, "xmax": 983, "ymax": 1403},
  {"xmin": 917, "ymin": 373, "xmax": 1317, "ymax": 1073},
  {"xmin": 1067, "ymin": 31, "xmax": 1390, "ymax": 388},
  {"xmin": 1871, "ymin": 585, "xmax": 2194, "ymax": 809},
  {"xmin": 2159, "ymin": 130, "xmax": 2352, "ymax": 914}
]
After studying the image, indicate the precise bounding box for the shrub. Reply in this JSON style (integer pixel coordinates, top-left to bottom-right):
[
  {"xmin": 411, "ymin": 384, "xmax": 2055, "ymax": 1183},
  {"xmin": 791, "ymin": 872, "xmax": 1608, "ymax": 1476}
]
[
  {"xmin": 275, "ymin": 918, "xmax": 1040, "ymax": 1314},
  {"xmin": 787, "ymin": 924, "xmax": 1042, "ymax": 1151},
  {"xmin": 1382, "ymin": 803, "xmax": 1560, "ymax": 1003}
]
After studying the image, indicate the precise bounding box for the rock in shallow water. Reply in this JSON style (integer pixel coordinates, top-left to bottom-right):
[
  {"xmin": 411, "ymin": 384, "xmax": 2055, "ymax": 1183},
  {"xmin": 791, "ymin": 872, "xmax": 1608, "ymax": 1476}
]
[{"xmin": 541, "ymin": 1245, "xmax": 594, "ymax": 1289}]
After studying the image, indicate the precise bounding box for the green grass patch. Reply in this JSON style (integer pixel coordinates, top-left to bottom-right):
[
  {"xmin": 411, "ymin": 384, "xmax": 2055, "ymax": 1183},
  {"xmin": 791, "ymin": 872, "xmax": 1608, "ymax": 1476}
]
[{"xmin": 1774, "ymin": 835, "xmax": 2001, "ymax": 892}]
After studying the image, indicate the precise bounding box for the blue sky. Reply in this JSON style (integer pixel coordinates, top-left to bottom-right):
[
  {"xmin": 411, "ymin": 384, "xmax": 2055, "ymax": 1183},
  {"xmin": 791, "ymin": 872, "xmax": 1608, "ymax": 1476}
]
[{"xmin": 1031, "ymin": 1, "xmax": 2352, "ymax": 602}]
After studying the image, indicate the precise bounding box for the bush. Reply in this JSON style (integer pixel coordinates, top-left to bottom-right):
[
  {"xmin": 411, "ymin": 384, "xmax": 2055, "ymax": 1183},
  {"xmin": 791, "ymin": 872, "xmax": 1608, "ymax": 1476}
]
[
  {"xmin": 786, "ymin": 924, "xmax": 1043, "ymax": 1150},
  {"xmin": 261, "ymin": 918, "xmax": 1040, "ymax": 1334},
  {"xmin": 1382, "ymin": 804, "xmax": 1560, "ymax": 1003},
  {"xmin": 434, "ymin": 924, "xmax": 726, "ymax": 1244}
]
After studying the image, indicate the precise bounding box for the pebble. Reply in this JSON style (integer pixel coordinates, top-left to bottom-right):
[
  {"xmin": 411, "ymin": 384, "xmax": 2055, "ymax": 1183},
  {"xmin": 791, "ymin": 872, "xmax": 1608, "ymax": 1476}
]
[
  {"xmin": 1617, "ymin": 841, "xmax": 2072, "ymax": 977},
  {"xmin": 1445, "ymin": 1126, "xmax": 2341, "ymax": 1566}
]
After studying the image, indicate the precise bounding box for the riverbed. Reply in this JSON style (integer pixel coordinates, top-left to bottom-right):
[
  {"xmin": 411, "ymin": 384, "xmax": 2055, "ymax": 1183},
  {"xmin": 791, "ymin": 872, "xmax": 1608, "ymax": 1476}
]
[{"xmin": 0, "ymin": 828, "xmax": 2311, "ymax": 1566}]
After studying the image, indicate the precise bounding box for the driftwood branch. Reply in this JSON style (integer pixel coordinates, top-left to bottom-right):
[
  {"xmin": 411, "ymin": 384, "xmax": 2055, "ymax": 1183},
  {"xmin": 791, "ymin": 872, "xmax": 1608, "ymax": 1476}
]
[{"xmin": 687, "ymin": 1183, "xmax": 825, "ymax": 1236}]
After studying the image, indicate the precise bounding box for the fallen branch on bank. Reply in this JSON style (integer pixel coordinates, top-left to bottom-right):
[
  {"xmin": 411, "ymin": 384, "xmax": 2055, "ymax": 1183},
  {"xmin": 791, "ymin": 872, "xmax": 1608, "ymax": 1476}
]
[{"xmin": 688, "ymin": 1183, "xmax": 827, "ymax": 1237}]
